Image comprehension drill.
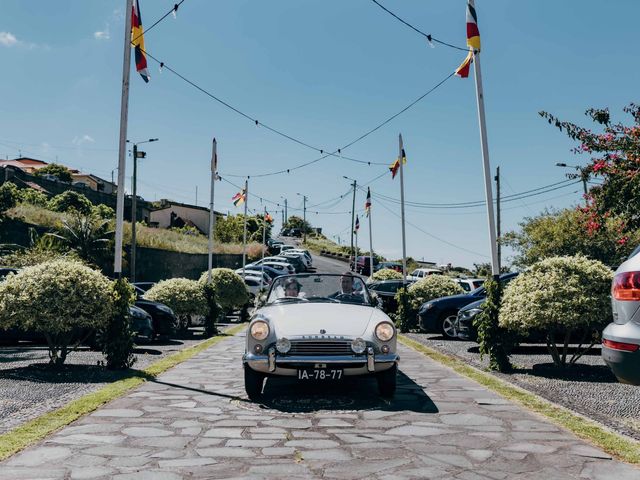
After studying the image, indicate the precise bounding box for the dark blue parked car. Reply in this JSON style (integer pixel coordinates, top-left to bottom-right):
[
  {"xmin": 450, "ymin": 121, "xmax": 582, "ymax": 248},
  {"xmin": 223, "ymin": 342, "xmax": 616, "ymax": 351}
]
[{"xmin": 417, "ymin": 272, "xmax": 518, "ymax": 339}]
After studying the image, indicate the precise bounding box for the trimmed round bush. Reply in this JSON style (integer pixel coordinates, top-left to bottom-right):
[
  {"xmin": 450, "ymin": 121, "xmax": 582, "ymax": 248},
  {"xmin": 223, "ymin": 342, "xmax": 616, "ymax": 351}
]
[
  {"xmin": 48, "ymin": 191, "xmax": 93, "ymax": 215},
  {"xmin": 0, "ymin": 259, "xmax": 115, "ymax": 365},
  {"xmin": 371, "ymin": 268, "xmax": 402, "ymax": 281},
  {"xmin": 406, "ymin": 275, "xmax": 464, "ymax": 309},
  {"xmin": 199, "ymin": 268, "xmax": 249, "ymax": 310},
  {"xmin": 0, "ymin": 182, "xmax": 19, "ymax": 214},
  {"xmin": 499, "ymin": 255, "xmax": 613, "ymax": 366},
  {"xmin": 92, "ymin": 204, "xmax": 115, "ymax": 219},
  {"xmin": 145, "ymin": 278, "xmax": 208, "ymax": 330}
]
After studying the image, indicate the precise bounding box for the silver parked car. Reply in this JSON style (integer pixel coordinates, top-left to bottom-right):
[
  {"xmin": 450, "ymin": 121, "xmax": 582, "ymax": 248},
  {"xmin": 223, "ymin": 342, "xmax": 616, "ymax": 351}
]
[
  {"xmin": 243, "ymin": 273, "xmax": 399, "ymax": 400},
  {"xmin": 602, "ymin": 245, "xmax": 640, "ymax": 384}
]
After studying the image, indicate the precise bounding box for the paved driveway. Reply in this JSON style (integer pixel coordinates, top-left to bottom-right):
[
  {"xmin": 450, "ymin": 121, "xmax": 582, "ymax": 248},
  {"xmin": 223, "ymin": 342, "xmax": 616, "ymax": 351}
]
[{"xmin": 2, "ymin": 333, "xmax": 638, "ymax": 479}]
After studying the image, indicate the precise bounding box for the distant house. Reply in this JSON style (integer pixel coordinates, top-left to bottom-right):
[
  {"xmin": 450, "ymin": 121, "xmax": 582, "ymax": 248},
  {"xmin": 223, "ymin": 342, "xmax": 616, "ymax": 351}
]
[
  {"xmin": 150, "ymin": 199, "xmax": 224, "ymax": 234},
  {"xmin": 71, "ymin": 173, "xmax": 116, "ymax": 194},
  {"xmin": 0, "ymin": 157, "xmax": 51, "ymax": 174}
]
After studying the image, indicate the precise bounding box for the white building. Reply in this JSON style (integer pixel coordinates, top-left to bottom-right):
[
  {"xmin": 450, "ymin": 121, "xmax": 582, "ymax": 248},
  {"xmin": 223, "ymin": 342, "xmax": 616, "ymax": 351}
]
[{"xmin": 150, "ymin": 199, "xmax": 224, "ymax": 234}]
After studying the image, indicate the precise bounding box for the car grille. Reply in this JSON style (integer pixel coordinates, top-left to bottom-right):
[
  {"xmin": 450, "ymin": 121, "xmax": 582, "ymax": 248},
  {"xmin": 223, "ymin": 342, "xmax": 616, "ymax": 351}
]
[{"xmin": 288, "ymin": 340, "xmax": 353, "ymax": 356}]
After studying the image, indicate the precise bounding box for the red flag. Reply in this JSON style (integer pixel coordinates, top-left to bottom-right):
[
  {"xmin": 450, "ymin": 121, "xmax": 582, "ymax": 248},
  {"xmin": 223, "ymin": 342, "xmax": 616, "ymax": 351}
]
[{"xmin": 131, "ymin": 0, "xmax": 150, "ymax": 83}]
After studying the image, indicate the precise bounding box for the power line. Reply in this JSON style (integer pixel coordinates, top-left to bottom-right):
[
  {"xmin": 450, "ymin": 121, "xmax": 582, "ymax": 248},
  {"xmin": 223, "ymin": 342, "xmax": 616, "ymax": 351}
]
[
  {"xmin": 368, "ymin": 0, "xmax": 468, "ymax": 52},
  {"xmin": 131, "ymin": 1, "xmax": 185, "ymax": 44},
  {"xmin": 139, "ymin": 47, "xmax": 455, "ymax": 178}
]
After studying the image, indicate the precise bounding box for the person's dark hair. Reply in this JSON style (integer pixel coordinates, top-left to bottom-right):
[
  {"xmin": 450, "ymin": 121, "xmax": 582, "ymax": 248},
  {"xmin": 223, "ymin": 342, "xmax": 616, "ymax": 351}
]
[{"xmin": 284, "ymin": 278, "xmax": 301, "ymax": 289}]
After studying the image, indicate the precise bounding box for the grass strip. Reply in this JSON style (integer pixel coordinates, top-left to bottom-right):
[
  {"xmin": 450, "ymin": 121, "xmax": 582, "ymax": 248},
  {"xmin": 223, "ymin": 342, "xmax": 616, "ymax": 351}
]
[
  {"xmin": 0, "ymin": 323, "xmax": 246, "ymax": 461},
  {"xmin": 399, "ymin": 335, "xmax": 640, "ymax": 465}
]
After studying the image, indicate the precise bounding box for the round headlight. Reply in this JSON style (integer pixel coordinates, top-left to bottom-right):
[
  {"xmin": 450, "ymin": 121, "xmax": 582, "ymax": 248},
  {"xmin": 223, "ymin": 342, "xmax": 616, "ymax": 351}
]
[
  {"xmin": 375, "ymin": 322, "xmax": 395, "ymax": 342},
  {"xmin": 250, "ymin": 320, "xmax": 269, "ymax": 341},
  {"xmin": 276, "ymin": 337, "xmax": 291, "ymax": 353},
  {"xmin": 351, "ymin": 338, "xmax": 366, "ymax": 354}
]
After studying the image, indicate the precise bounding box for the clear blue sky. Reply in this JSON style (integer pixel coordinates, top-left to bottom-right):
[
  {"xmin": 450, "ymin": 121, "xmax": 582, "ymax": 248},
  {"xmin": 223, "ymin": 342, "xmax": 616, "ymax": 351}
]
[{"xmin": 1, "ymin": 0, "xmax": 638, "ymax": 268}]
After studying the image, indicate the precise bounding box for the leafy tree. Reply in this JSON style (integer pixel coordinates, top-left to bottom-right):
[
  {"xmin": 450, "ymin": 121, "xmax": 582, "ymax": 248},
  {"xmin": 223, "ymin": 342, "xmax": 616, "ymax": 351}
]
[
  {"xmin": 540, "ymin": 104, "xmax": 640, "ymax": 256},
  {"xmin": 503, "ymin": 208, "xmax": 640, "ymax": 269},
  {"xmin": 19, "ymin": 188, "xmax": 49, "ymax": 207},
  {"xmin": 284, "ymin": 215, "xmax": 312, "ymax": 234},
  {"xmin": 500, "ymin": 255, "xmax": 613, "ymax": 367},
  {"xmin": 48, "ymin": 191, "xmax": 93, "ymax": 215},
  {"xmin": 34, "ymin": 163, "xmax": 73, "ymax": 183},
  {"xmin": 145, "ymin": 278, "xmax": 208, "ymax": 332},
  {"xmin": 92, "ymin": 204, "xmax": 115, "ymax": 219},
  {"xmin": 0, "ymin": 259, "xmax": 115, "ymax": 365},
  {"xmin": 214, "ymin": 214, "xmax": 264, "ymax": 243},
  {"xmin": 47, "ymin": 212, "xmax": 114, "ymax": 269},
  {"xmin": 0, "ymin": 182, "xmax": 19, "ymax": 216}
]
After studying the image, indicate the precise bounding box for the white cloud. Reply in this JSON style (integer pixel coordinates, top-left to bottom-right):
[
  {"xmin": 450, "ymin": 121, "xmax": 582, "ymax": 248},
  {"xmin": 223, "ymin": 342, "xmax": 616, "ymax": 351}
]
[
  {"xmin": 0, "ymin": 32, "xmax": 19, "ymax": 47},
  {"xmin": 72, "ymin": 135, "xmax": 95, "ymax": 146},
  {"xmin": 94, "ymin": 29, "xmax": 110, "ymax": 40}
]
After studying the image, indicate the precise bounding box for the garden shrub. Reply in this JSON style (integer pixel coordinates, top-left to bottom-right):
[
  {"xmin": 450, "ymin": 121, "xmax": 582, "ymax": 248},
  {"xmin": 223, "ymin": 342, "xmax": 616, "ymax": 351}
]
[
  {"xmin": 92, "ymin": 204, "xmax": 115, "ymax": 219},
  {"xmin": 396, "ymin": 276, "xmax": 464, "ymax": 331},
  {"xmin": 203, "ymin": 282, "xmax": 220, "ymax": 337},
  {"xmin": 145, "ymin": 278, "xmax": 208, "ymax": 331},
  {"xmin": 48, "ymin": 191, "xmax": 93, "ymax": 215},
  {"xmin": 199, "ymin": 268, "xmax": 248, "ymax": 311},
  {"xmin": 371, "ymin": 268, "xmax": 402, "ymax": 281},
  {"xmin": 474, "ymin": 278, "xmax": 513, "ymax": 372},
  {"xmin": 19, "ymin": 188, "xmax": 49, "ymax": 207},
  {"xmin": 0, "ymin": 259, "xmax": 115, "ymax": 365},
  {"xmin": 0, "ymin": 182, "xmax": 19, "ymax": 216},
  {"xmin": 500, "ymin": 255, "xmax": 613, "ymax": 367},
  {"xmin": 102, "ymin": 278, "xmax": 136, "ymax": 369}
]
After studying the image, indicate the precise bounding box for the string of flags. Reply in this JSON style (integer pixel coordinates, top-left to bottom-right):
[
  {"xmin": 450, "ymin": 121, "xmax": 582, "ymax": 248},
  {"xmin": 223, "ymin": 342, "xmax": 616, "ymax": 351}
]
[
  {"xmin": 232, "ymin": 189, "xmax": 246, "ymax": 207},
  {"xmin": 455, "ymin": 1, "xmax": 481, "ymax": 78},
  {"xmin": 389, "ymin": 146, "xmax": 406, "ymax": 179},
  {"xmin": 265, "ymin": 212, "xmax": 274, "ymax": 223}
]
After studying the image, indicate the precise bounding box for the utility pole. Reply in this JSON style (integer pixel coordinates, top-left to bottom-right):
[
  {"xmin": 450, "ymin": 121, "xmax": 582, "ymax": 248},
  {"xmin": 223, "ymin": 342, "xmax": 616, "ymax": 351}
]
[
  {"xmin": 344, "ymin": 177, "xmax": 357, "ymax": 271},
  {"xmin": 495, "ymin": 166, "xmax": 501, "ymax": 272},
  {"xmin": 398, "ymin": 134, "xmax": 407, "ymax": 281},
  {"xmin": 129, "ymin": 138, "xmax": 157, "ymax": 283},
  {"xmin": 207, "ymin": 138, "xmax": 217, "ymax": 284},
  {"xmin": 241, "ymin": 179, "xmax": 249, "ymax": 276},
  {"xmin": 299, "ymin": 194, "xmax": 307, "ymax": 243}
]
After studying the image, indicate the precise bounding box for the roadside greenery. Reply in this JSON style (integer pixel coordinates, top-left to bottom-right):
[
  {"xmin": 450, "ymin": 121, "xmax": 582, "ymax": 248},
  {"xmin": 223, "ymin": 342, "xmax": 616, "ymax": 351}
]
[
  {"xmin": 198, "ymin": 268, "xmax": 249, "ymax": 310},
  {"xmin": 0, "ymin": 259, "xmax": 115, "ymax": 365},
  {"xmin": 145, "ymin": 278, "xmax": 208, "ymax": 331},
  {"xmin": 48, "ymin": 191, "xmax": 93, "ymax": 215},
  {"xmin": 395, "ymin": 276, "xmax": 463, "ymax": 331},
  {"xmin": 500, "ymin": 255, "xmax": 613, "ymax": 367},
  {"xmin": 371, "ymin": 268, "xmax": 402, "ymax": 281},
  {"xmin": 215, "ymin": 213, "xmax": 272, "ymax": 244},
  {"xmin": 474, "ymin": 278, "xmax": 512, "ymax": 372},
  {"xmin": 0, "ymin": 182, "xmax": 19, "ymax": 216},
  {"xmin": 102, "ymin": 278, "xmax": 136, "ymax": 369}
]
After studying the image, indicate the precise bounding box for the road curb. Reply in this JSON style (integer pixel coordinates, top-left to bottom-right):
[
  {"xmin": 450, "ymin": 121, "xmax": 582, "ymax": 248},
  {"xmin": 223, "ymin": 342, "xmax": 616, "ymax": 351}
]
[
  {"xmin": 399, "ymin": 334, "xmax": 640, "ymax": 465},
  {"xmin": 0, "ymin": 324, "xmax": 246, "ymax": 462}
]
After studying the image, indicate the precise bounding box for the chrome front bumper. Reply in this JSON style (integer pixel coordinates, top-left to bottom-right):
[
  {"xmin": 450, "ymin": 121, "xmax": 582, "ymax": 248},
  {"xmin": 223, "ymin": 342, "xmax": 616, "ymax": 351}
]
[{"xmin": 243, "ymin": 347, "xmax": 399, "ymax": 376}]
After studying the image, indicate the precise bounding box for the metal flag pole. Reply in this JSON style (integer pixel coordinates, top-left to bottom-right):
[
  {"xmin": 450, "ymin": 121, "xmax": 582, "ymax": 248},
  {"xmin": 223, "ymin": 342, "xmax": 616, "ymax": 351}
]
[
  {"xmin": 398, "ymin": 134, "xmax": 407, "ymax": 281},
  {"xmin": 368, "ymin": 188, "xmax": 374, "ymax": 280},
  {"xmin": 261, "ymin": 206, "xmax": 267, "ymax": 288},
  {"xmin": 114, "ymin": 0, "xmax": 134, "ymax": 277},
  {"xmin": 355, "ymin": 217, "xmax": 359, "ymax": 271},
  {"xmin": 472, "ymin": 50, "xmax": 500, "ymax": 278},
  {"xmin": 242, "ymin": 178, "xmax": 249, "ymax": 276},
  {"xmin": 207, "ymin": 138, "xmax": 217, "ymax": 284}
]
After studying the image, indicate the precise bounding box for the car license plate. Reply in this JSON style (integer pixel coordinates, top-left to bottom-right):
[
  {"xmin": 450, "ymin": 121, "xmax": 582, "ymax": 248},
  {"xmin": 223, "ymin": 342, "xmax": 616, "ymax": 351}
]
[{"xmin": 297, "ymin": 369, "xmax": 343, "ymax": 380}]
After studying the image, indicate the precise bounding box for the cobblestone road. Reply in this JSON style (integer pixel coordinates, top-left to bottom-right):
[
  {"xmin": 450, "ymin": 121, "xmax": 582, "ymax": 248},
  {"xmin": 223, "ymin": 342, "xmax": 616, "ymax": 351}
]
[{"xmin": 2, "ymin": 332, "xmax": 638, "ymax": 479}]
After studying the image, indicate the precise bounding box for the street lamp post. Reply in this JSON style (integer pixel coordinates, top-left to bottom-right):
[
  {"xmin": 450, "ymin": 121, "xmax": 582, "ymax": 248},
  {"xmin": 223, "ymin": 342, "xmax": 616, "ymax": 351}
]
[
  {"xmin": 128, "ymin": 138, "xmax": 158, "ymax": 282},
  {"xmin": 297, "ymin": 193, "xmax": 307, "ymax": 243},
  {"xmin": 343, "ymin": 176, "xmax": 357, "ymax": 271},
  {"xmin": 556, "ymin": 163, "xmax": 588, "ymax": 195}
]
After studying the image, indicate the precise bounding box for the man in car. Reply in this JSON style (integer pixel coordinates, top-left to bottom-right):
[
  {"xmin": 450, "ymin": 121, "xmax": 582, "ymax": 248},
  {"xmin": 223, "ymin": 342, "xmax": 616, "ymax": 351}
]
[{"xmin": 330, "ymin": 273, "xmax": 365, "ymax": 303}]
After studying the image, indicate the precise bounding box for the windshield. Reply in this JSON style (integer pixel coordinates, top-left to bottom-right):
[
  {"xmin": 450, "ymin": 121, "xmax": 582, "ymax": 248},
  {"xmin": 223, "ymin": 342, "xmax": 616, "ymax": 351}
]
[{"xmin": 266, "ymin": 274, "xmax": 371, "ymax": 305}]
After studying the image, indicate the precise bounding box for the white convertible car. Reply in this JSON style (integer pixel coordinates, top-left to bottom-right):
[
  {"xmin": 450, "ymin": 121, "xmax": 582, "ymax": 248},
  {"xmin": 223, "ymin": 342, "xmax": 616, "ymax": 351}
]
[{"xmin": 243, "ymin": 273, "xmax": 399, "ymax": 400}]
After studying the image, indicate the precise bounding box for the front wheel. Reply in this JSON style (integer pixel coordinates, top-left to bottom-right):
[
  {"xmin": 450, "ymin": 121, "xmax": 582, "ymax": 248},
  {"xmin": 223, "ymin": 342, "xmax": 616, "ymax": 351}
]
[
  {"xmin": 440, "ymin": 312, "xmax": 459, "ymax": 339},
  {"xmin": 377, "ymin": 364, "xmax": 397, "ymax": 397},
  {"xmin": 244, "ymin": 364, "xmax": 265, "ymax": 401}
]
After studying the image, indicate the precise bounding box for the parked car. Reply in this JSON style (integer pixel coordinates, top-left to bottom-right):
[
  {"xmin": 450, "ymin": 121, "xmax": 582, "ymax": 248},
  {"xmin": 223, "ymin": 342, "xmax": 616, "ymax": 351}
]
[
  {"xmin": 455, "ymin": 299, "xmax": 484, "ymax": 341},
  {"xmin": 377, "ymin": 262, "xmax": 403, "ymax": 273},
  {"xmin": 417, "ymin": 272, "xmax": 518, "ymax": 339},
  {"xmin": 134, "ymin": 286, "xmax": 178, "ymax": 337},
  {"xmin": 129, "ymin": 305, "xmax": 155, "ymax": 340},
  {"xmin": 290, "ymin": 228, "xmax": 302, "ymax": 237},
  {"xmin": 242, "ymin": 265, "xmax": 284, "ymax": 281},
  {"xmin": 268, "ymin": 241, "xmax": 285, "ymax": 255},
  {"xmin": 454, "ymin": 278, "xmax": 485, "ymax": 292},
  {"xmin": 602, "ymin": 245, "xmax": 640, "ymax": 385},
  {"xmin": 367, "ymin": 279, "xmax": 414, "ymax": 313},
  {"xmin": 407, "ymin": 268, "xmax": 443, "ymax": 282},
  {"xmin": 243, "ymin": 273, "xmax": 398, "ymax": 400},
  {"xmin": 247, "ymin": 258, "xmax": 296, "ymax": 275},
  {"xmin": 288, "ymin": 248, "xmax": 313, "ymax": 265},
  {"xmin": 279, "ymin": 252, "xmax": 309, "ymax": 271},
  {"xmin": 236, "ymin": 268, "xmax": 274, "ymax": 284},
  {"xmin": 351, "ymin": 256, "xmax": 380, "ymax": 276}
]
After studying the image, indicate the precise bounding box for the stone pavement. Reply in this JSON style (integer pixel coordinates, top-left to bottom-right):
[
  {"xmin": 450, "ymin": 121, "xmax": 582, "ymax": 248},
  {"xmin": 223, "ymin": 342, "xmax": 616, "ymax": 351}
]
[{"xmin": 1, "ymin": 333, "xmax": 638, "ymax": 479}]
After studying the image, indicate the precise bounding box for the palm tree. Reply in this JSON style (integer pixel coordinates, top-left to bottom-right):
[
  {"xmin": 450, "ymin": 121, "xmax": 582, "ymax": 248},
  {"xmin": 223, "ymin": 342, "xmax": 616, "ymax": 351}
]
[{"xmin": 47, "ymin": 213, "xmax": 114, "ymax": 268}]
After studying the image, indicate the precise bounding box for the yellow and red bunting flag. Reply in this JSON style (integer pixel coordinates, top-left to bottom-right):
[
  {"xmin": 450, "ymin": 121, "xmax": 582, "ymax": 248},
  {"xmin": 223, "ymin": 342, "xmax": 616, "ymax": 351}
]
[
  {"xmin": 466, "ymin": 0, "xmax": 481, "ymax": 52},
  {"xmin": 389, "ymin": 148, "xmax": 406, "ymax": 179},
  {"xmin": 265, "ymin": 212, "xmax": 273, "ymax": 223},
  {"xmin": 131, "ymin": 0, "xmax": 150, "ymax": 83},
  {"xmin": 232, "ymin": 189, "xmax": 246, "ymax": 207},
  {"xmin": 365, "ymin": 188, "xmax": 372, "ymax": 217},
  {"xmin": 354, "ymin": 215, "xmax": 360, "ymax": 234},
  {"xmin": 455, "ymin": 50, "xmax": 473, "ymax": 78}
]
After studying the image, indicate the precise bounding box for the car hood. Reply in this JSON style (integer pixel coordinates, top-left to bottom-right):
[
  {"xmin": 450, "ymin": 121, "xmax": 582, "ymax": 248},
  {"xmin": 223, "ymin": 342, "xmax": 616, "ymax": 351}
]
[
  {"xmin": 459, "ymin": 298, "xmax": 485, "ymax": 312},
  {"xmin": 258, "ymin": 303, "xmax": 379, "ymax": 337},
  {"xmin": 431, "ymin": 292, "xmax": 482, "ymax": 306}
]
